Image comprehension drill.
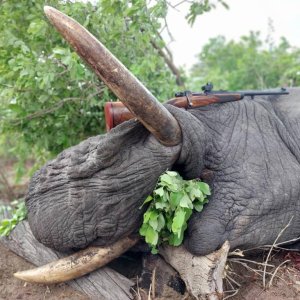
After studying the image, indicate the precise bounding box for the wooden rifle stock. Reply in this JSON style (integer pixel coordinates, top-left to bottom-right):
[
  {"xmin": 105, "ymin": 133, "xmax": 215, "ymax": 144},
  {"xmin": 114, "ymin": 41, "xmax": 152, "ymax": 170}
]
[{"xmin": 105, "ymin": 93, "xmax": 242, "ymax": 131}]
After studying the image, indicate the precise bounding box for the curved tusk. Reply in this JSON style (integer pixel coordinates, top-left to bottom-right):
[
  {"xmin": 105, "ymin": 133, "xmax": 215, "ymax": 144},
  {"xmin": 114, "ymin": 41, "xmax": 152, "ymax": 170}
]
[
  {"xmin": 44, "ymin": 6, "xmax": 181, "ymax": 146},
  {"xmin": 14, "ymin": 236, "xmax": 138, "ymax": 284}
]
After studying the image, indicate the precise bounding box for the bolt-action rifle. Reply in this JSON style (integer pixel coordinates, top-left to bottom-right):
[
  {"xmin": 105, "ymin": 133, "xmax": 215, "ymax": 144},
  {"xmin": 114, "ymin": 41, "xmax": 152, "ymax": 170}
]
[{"xmin": 104, "ymin": 82, "xmax": 289, "ymax": 131}]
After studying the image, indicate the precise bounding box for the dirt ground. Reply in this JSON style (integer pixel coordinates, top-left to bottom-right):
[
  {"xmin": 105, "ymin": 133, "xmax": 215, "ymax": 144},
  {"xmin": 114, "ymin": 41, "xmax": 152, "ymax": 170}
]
[
  {"xmin": 227, "ymin": 253, "xmax": 300, "ymax": 300},
  {"xmin": 0, "ymin": 160, "xmax": 89, "ymax": 300},
  {"xmin": 0, "ymin": 244, "xmax": 88, "ymax": 300},
  {"xmin": 1, "ymin": 243, "xmax": 300, "ymax": 300}
]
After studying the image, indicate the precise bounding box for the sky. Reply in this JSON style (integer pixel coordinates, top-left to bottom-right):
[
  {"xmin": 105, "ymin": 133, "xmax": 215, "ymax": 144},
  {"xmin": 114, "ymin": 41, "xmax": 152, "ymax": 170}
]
[{"xmin": 165, "ymin": 0, "xmax": 300, "ymax": 69}]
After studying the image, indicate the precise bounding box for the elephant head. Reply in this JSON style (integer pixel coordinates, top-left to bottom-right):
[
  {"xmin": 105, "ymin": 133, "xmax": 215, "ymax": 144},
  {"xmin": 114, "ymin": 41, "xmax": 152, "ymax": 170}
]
[
  {"xmin": 20, "ymin": 6, "xmax": 300, "ymax": 284},
  {"xmin": 26, "ymin": 6, "xmax": 183, "ymax": 252}
]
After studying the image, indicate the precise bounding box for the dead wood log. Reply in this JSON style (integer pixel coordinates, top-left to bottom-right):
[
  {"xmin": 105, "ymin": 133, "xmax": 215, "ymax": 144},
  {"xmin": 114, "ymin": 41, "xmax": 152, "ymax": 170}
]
[
  {"xmin": 0, "ymin": 207, "xmax": 134, "ymax": 300},
  {"xmin": 138, "ymin": 253, "xmax": 186, "ymax": 298},
  {"xmin": 160, "ymin": 241, "xmax": 230, "ymax": 300}
]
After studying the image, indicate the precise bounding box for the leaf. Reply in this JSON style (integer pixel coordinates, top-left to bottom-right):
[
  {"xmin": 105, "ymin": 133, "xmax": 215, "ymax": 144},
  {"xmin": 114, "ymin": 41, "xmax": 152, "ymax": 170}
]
[
  {"xmin": 141, "ymin": 195, "xmax": 153, "ymax": 206},
  {"xmin": 166, "ymin": 171, "xmax": 178, "ymax": 177},
  {"xmin": 179, "ymin": 193, "xmax": 193, "ymax": 209},
  {"xmin": 151, "ymin": 247, "xmax": 158, "ymax": 255},
  {"xmin": 157, "ymin": 213, "xmax": 165, "ymax": 231},
  {"xmin": 139, "ymin": 223, "xmax": 149, "ymax": 236},
  {"xmin": 198, "ymin": 182, "xmax": 211, "ymax": 195},
  {"xmin": 169, "ymin": 191, "xmax": 183, "ymax": 208},
  {"xmin": 154, "ymin": 187, "xmax": 164, "ymax": 197},
  {"xmin": 172, "ymin": 209, "xmax": 186, "ymax": 234},
  {"xmin": 149, "ymin": 217, "xmax": 158, "ymax": 230},
  {"xmin": 160, "ymin": 173, "xmax": 174, "ymax": 185},
  {"xmin": 139, "ymin": 170, "xmax": 210, "ymax": 251},
  {"xmin": 155, "ymin": 200, "xmax": 168, "ymax": 210},
  {"xmin": 144, "ymin": 226, "xmax": 158, "ymax": 246},
  {"xmin": 0, "ymin": 200, "xmax": 27, "ymax": 237},
  {"xmin": 184, "ymin": 209, "xmax": 193, "ymax": 221},
  {"xmin": 168, "ymin": 231, "xmax": 184, "ymax": 246},
  {"xmin": 194, "ymin": 201, "xmax": 204, "ymax": 212},
  {"xmin": 2, "ymin": 226, "xmax": 12, "ymax": 236},
  {"xmin": 1, "ymin": 219, "xmax": 10, "ymax": 226},
  {"xmin": 143, "ymin": 211, "xmax": 152, "ymax": 223},
  {"xmin": 187, "ymin": 183, "xmax": 202, "ymax": 199},
  {"xmin": 166, "ymin": 215, "xmax": 173, "ymax": 231}
]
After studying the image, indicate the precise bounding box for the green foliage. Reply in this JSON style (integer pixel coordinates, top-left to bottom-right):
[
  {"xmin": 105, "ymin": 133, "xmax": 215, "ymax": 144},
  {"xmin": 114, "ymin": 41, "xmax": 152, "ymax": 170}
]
[
  {"xmin": 189, "ymin": 32, "xmax": 300, "ymax": 91},
  {"xmin": 0, "ymin": 0, "xmax": 226, "ymax": 175},
  {"xmin": 139, "ymin": 171, "xmax": 210, "ymax": 254},
  {"xmin": 186, "ymin": 0, "xmax": 229, "ymax": 25},
  {"xmin": 0, "ymin": 200, "xmax": 27, "ymax": 236},
  {"xmin": 0, "ymin": 0, "xmax": 176, "ymax": 166}
]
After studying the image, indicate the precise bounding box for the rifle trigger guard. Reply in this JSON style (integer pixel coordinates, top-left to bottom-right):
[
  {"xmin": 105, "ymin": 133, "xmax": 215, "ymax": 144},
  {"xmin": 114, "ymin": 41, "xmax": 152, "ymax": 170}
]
[{"xmin": 184, "ymin": 91, "xmax": 193, "ymax": 108}]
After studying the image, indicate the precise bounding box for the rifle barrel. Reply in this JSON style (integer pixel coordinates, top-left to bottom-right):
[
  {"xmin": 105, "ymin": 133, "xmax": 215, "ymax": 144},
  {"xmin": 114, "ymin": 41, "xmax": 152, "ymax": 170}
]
[{"xmin": 243, "ymin": 88, "xmax": 289, "ymax": 97}]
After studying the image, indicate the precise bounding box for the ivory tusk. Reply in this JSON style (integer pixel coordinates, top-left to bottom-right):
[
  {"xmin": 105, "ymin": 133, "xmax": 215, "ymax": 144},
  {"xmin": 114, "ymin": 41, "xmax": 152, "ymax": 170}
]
[
  {"xmin": 43, "ymin": 6, "xmax": 181, "ymax": 146},
  {"xmin": 14, "ymin": 236, "xmax": 138, "ymax": 284}
]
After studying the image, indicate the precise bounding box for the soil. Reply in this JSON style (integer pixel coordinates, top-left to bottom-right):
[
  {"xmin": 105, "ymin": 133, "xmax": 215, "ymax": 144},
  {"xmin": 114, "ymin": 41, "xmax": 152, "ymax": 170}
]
[
  {"xmin": 0, "ymin": 244, "xmax": 88, "ymax": 300},
  {"xmin": 226, "ymin": 251, "xmax": 300, "ymax": 300},
  {"xmin": 1, "ymin": 243, "xmax": 300, "ymax": 300},
  {"xmin": 0, "ymin": 159, "xmax": 88, "ymax": 299}
]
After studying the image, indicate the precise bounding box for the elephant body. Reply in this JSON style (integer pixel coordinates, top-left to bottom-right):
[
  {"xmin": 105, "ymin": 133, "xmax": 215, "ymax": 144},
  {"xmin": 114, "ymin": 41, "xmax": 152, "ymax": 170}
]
[{"xmin": 26, "ymin": 88, "xmax": 300, "ymax": 255}]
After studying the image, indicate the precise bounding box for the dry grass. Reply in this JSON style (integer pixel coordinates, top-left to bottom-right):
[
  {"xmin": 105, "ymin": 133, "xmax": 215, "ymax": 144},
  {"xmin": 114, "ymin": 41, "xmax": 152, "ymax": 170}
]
[{"xmin": 223, "ymin": 218, "xmax": 299, "ymax": 299}]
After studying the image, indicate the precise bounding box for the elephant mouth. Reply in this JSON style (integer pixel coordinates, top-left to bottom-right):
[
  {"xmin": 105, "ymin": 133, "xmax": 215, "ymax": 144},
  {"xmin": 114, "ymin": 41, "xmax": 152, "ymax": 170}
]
[{"xmin": 14, "ymin": 236, "xmax": 139, "ymax": 284}]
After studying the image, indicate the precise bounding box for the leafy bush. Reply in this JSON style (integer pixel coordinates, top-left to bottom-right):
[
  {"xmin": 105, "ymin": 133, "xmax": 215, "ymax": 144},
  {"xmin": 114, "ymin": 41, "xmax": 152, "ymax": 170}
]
[
  {"xmin": 0, "ymin": 0, "xmax": 227, "ymax": 178},
  {"xmin": 139, "ymin": 171, "xmax": 210, "ymax": 253},
  {"xmin": 0, "ymin": 200, "xmax": 27, "ymax": 236},
  {"xmin": 189, "ymin": 32, "xmax": 300, "ymax": 91}
]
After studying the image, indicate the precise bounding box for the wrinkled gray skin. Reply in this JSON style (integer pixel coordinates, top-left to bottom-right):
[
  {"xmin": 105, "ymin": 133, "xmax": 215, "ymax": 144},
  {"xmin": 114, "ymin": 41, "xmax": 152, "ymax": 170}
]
[{"xmin": 26, "ymin": 88, "xmax": 300, "ymax": 255}]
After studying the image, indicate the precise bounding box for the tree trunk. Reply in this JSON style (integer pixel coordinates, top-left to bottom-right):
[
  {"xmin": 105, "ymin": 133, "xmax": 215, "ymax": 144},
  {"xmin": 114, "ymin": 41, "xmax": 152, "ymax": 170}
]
[{"xmin": 160, "ymin": 242, "xmax": 230, "ymax": 300}]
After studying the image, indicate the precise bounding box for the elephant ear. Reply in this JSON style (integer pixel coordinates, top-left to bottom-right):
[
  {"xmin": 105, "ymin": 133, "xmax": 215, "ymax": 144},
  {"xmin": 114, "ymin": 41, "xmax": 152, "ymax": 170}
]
[
  {"xmin": 270, "ymin": 88, "xmax": 300, "ymax": 160},
  {"xmin": 43, "ymin": 6, "xmax": 181, "ymax": 147}
]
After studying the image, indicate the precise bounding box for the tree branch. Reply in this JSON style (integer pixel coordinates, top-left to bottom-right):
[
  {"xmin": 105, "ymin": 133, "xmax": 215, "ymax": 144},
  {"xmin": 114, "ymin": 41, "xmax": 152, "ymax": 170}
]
[
  {"xmin": 11, "ymin": 91, "xmax": 100, "ymax": 126},
  {"xmin": 150, "ymin": 40, "xmax": 185, "ymax": 87},
  {"xmin": 0, "ymin": 168, "xmax": 16, "ymax": 202}
]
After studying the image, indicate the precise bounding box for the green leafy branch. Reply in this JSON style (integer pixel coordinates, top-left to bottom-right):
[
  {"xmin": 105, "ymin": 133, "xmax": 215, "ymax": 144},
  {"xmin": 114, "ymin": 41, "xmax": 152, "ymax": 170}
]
[
  {"xmin": 0, "ymin": 200, "xmax": 27, "ymax": 237},
  {"xmin": 139, "ymin": 171, "xmax": 210, "ymax": 254}
]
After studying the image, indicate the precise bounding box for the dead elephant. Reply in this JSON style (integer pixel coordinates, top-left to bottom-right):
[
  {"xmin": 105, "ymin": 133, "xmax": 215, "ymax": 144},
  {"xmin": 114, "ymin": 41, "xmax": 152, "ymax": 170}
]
[{"xmin": 19, "ymin": 6, "xmax": 300, "ymax": 283}]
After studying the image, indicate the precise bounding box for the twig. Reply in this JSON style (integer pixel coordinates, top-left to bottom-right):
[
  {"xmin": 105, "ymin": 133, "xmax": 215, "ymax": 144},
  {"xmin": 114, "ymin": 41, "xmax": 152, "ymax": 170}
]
[
  {"xmin": 229, "ymin": 258, "xmax": 275, "ymax": 268},
  {"xmin": 231, "ymin": 235, "xmax": 300, "ymax": 253},
  {"xmin": 268, "ymin": 259, "xmax": 290, "ymax": 288},
  {"xmin": 150, "ymin": 39, "xmax": 184, "ymax": 87},
  {"xmin": 226, "ymin": 274, "xmax": 241, "ymax": 287},
  {"xmin": 151, "ymin": 267, "xmax": 156, "ymax": 299},
  {"xmin": 174, "ymin": 0, "xmax": 191, "ymax": 8},
  {"xmin": 166, "ymin": 1, "xmax": 180, "ymax": 11},
  {"xmin": 229, "ymin": 248, "xmax": 244, "ymax": 257},
  {"xmin": 230, "ymin": 259, "xmax": 288, "ymax": 285},
  {"xmin": 11, "ymin": 91, "xmax": 100, "ymax": 125},
  {"xmin": 13, "ymin": 97, "xmax": 81, "ymax": 124},
  {"xmin": 226, "ymin": 269, "xmax": 244, "ymax": 280},
  {"xmin": 274, "ymin": 236, "xmax": 300, "ymax": 246},
  {"xmin": 223, "ymin": 289, "xmax": 239, "ymax": 300},
  {"xmin": 132, "ymin": 276, "xmax": 141, "ymax": 300},
  {"xmin": 148, "ymin": 283, "xmax": 152, "ymax": 300},
  {"xmin": 262, "ymin": 217, "xmax": 293, "ymax": 288},
  {"xmin": 225, "ymin": 277, "xmax": 235, "ymax": 290},
  {"xmin": 0, "ymin": 168, "xmax": 16, "ymax": 202},
  {"xmin": 231, "ymin": 260, "xmax": 263, "ymax": 278},
  {"xmin": 162, "ymin": 18, "xmax": 175, "ymax": 42}
]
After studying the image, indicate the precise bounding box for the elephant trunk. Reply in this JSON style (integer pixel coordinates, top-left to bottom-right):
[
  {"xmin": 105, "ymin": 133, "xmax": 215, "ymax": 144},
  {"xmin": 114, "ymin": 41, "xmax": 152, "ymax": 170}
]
[
  {"xmin": 14, "ymin": 236, "xmax": 138, "ymax": 284},
  {"xmin": 44, "ymin": 6, "xmax": 181, "ymax": 146}
]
